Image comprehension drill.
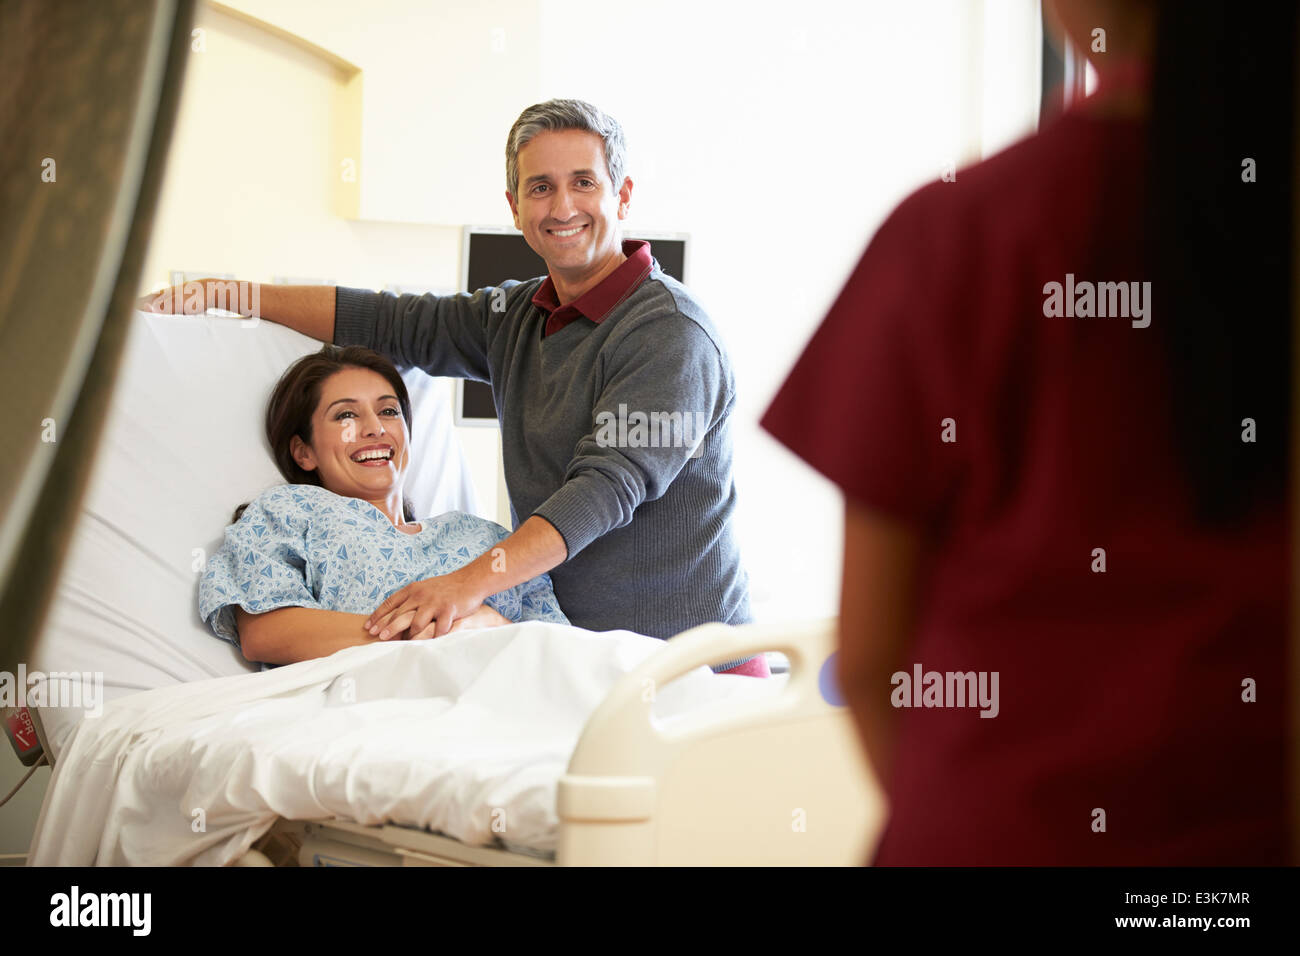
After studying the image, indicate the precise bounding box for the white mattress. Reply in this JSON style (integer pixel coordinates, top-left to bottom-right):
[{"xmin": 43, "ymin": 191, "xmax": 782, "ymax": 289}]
[
  {"xmin": 27, "ymin": 621, "xmax": 784, "ymax": 865},
  {"xmin": 28, "ymin": 311, "xmax": 480, "ymax": 761}
]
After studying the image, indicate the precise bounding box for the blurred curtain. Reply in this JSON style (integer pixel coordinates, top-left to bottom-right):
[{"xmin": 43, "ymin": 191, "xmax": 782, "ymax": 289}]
[{"xmin": 0, "ymin": 0, "xmax": 197, "ymax": 673}]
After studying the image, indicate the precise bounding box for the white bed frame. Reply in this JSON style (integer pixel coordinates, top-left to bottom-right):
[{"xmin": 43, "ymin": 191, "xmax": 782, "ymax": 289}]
[
  {"xmin": 250, "ymin": 618, "xmax": 883, "ymax": 866},
  {"xmin": 33, "ymin": 618, "xmax": 885, "ymax": 867}
]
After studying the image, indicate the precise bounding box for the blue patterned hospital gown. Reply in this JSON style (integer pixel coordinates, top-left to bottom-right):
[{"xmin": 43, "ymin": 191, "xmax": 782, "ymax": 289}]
[{"xmin": 198, "ymin": 483, "xmax": 568, "ymax": 668}]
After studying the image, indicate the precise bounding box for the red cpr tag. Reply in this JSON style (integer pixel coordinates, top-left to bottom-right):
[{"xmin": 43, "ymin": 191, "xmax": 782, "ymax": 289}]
[{"xmin": 3, "ymin": 707, "xmax": 43, "ymax": 766}]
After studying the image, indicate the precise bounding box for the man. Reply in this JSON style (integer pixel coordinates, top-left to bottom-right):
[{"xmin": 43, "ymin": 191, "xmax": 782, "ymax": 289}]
[{"xmin": 143, "ymin": 99, "xmax": 757, "ymax": 672}]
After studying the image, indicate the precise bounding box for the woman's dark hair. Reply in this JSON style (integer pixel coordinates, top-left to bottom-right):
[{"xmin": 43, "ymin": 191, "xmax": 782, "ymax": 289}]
[
  {"xmin": 1146, "ymin": 0, "xmax": 1295, "ymax": 525},
  {"xmin": 232, "ymin": 345, "xmax": 415, "ymax": 524}
]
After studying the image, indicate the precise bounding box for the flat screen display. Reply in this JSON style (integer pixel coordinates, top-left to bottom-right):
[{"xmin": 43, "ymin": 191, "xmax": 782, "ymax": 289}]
[{"xmin": 458, "ymin": 230, "xmax": 687, "ymax": 422}]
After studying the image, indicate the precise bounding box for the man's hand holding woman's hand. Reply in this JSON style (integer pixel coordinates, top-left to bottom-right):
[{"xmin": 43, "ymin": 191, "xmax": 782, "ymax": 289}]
[
  {"xmin": 366, "ymin": 570, "xmax": 508, "ymax": 641},
  {"xmin": 371, "ymin": 603, "xmax": 511, "ymax": 641}
]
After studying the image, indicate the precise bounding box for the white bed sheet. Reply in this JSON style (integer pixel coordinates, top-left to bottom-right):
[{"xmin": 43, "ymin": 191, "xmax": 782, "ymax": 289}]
[{"xmin": 27, "ymin": 621, "xmax": 784, "ymax": 866}]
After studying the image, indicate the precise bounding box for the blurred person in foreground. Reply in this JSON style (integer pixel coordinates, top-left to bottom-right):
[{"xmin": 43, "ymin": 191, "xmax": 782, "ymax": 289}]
[{"xmin": 762, "ymin": 0, "xmax": 1294, "ymax": 864}]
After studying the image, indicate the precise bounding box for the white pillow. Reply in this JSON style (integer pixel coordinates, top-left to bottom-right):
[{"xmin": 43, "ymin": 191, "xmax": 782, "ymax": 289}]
[{"xmin": 29, "ymin": 311, "xmax": 478, "ymax": 759}]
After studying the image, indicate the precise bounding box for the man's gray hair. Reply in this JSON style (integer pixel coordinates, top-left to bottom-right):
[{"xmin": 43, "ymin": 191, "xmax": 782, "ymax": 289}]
[{"xmin": 505, "ymin": 98, "xmax": 627, "ymax": 199}]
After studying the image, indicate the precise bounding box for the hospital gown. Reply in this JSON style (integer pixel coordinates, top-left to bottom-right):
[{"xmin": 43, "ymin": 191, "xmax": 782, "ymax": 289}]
[{"xmin": 199, "ymin": 483, "xmax": 568, "ymax": 669}]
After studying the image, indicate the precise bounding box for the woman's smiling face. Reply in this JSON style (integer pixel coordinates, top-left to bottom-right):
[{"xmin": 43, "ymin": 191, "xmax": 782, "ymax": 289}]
[{"xmin": 289, "ymin": 366, "xmax": 412, "ymax": 504}]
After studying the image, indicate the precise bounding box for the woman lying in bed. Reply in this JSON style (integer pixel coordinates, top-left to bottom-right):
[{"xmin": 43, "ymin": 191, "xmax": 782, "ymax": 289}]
[{"xmin": 199, "ymin": 345, "xmax": 568, "ymax": 669}]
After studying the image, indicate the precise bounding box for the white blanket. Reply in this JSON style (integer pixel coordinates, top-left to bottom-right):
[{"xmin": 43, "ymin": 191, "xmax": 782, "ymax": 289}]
[{"xmin": 27, "ymin": 622, "xmax": 782, "ymax": 866}]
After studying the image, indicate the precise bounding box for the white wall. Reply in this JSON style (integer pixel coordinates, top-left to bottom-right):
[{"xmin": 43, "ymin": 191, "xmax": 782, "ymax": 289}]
[{"xmin": 139, "ymin": 0, "xmax": 1042, "ymax": 624}]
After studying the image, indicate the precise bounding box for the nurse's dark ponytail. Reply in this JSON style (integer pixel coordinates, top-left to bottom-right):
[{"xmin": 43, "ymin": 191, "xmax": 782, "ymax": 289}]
[{"xmin": 1146, "ymin": 0, "xmax": 1295, "ymax": 526}]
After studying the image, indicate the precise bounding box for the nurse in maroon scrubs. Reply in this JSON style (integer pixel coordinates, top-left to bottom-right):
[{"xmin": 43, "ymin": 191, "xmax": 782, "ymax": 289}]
[{"xmin": 762, "ymin": 0, "xmax": 1294, "ymax": 864}]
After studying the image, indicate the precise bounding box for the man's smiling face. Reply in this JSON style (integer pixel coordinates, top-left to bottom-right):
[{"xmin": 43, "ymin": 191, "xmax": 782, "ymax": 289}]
[{"xmin": 507, "ymin": 129, "xmax": 632, "ymax": 298}]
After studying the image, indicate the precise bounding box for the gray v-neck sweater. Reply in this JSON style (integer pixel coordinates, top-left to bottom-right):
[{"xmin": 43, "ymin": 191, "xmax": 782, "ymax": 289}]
[{"xmin": 333, "ymin": 263, "xmax": 754, "ymax": 666}]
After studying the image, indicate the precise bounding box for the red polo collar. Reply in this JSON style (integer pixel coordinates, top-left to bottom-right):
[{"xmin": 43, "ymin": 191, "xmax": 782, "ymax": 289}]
[{"xmin": 531, "ymin": 239, "xmax": 654, "ymax": 337}]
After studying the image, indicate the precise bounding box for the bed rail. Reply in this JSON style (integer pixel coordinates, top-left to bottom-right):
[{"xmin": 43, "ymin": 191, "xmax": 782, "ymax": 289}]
[{"xmin": 556, "ymin": 617, "xmax": 884, "ymax": 865}]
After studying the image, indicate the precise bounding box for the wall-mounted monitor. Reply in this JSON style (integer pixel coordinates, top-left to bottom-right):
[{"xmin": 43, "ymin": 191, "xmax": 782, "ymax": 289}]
[{"xmin": 456, "ymin": 226, "xmax": 689, "ymax": 425}]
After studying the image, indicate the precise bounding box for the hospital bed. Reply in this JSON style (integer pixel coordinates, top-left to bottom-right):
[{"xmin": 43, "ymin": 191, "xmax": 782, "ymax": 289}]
[{"xmin": 23, "ymin": 310, "xmax": 883, "ymax": 866}]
